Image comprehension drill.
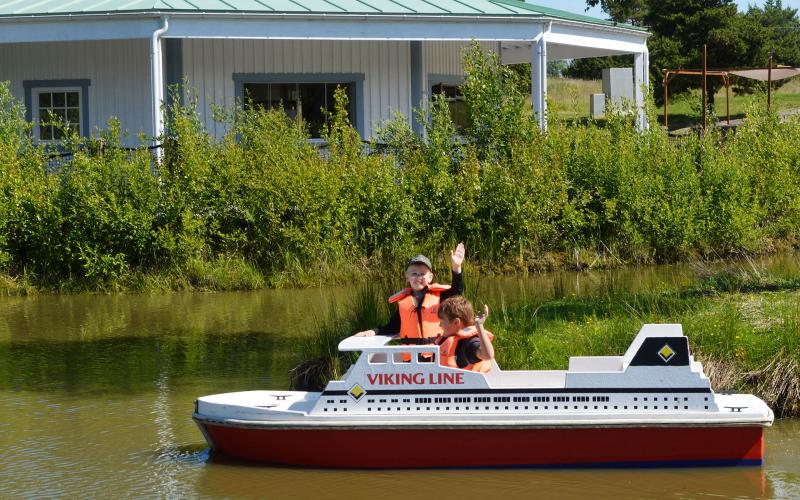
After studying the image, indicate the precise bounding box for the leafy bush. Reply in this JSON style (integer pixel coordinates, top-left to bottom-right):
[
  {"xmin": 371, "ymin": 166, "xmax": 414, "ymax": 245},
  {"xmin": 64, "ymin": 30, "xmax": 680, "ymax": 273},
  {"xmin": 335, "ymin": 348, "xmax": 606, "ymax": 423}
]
[{"xmin": 1, "ymin": 38, "xmax": 799, "ymax": 291}]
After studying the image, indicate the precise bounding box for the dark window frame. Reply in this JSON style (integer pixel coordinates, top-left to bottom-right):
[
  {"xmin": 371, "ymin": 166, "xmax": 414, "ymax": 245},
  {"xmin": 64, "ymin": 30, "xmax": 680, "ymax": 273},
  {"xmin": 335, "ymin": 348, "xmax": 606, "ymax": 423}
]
[
  {"xmin": 428, "ymin": 74, "xmax": 466, "ymax": 130},
  {"xmin": 233, "ymin": 73, "xmax": 365, "ymax": 139}
]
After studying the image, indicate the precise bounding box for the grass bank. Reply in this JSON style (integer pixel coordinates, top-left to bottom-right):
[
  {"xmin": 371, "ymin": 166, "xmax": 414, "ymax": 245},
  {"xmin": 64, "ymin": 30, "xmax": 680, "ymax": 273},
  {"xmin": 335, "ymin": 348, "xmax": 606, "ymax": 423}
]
[{"xmin": 295, "ymin": 266, "xmax": 800, "ymax": 417}]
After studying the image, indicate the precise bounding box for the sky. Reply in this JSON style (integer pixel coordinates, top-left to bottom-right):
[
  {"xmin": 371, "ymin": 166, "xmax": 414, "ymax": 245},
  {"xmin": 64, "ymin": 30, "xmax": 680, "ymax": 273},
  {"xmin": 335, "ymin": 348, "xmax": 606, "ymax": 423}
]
[{"xmin": 534, "ymin": 0, "xmax": 800, "ymax": 19}]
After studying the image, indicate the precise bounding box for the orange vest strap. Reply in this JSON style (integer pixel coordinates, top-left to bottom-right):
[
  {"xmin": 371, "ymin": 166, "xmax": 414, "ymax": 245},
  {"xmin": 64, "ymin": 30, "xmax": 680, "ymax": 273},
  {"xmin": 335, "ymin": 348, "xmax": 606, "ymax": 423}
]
[
  {"xmin": 388, "ymin": 283, "xmax": 451, "ymax": 304},
  {"xmin": 388, "ymin": 288, "xmax": 411, "ymax": 304}
]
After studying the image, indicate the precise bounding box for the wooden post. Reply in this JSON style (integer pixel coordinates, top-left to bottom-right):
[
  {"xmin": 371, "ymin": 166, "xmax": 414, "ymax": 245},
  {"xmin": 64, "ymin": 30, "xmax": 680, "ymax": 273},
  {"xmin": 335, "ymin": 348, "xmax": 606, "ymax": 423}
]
[
  {"xmin": 663, "ymin": 71, "xmax": 669, "ymax": 128},
  {"xmin": 768, "ymin": 52, "xmax": 773, "ymax": 112},
  {"xmin": 702, "ymin": 44, "xmax": 707, "ymax": 132},
  {"xmin": 725, "ymin": 75, "xmax": 731, "ymax": 124}
]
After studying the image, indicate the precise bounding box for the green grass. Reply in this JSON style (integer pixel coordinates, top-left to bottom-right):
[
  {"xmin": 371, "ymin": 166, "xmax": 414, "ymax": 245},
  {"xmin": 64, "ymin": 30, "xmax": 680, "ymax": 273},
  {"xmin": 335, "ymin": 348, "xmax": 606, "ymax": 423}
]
[
  {"xmin": 0, "ymin": 273, "xmax": 36, "ymax": 296},
  {"xmin": 659, "ymin": 86, "xmax": 800, "ymax": 129},
  {"xmin": 546, "ymin": 78, "xmax": 603, "ymax": 121},
  {"xmin": 543, "ymin": 76, "xmax": 800, "ymax": 129}
]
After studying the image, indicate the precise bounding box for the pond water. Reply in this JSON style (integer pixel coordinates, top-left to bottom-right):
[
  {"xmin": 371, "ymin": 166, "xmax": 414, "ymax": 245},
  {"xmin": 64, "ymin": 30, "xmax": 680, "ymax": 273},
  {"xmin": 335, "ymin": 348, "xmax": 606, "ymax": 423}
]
[{"xmin": 2, "ymin": 255, "xmax": 799, "ymax": 498}]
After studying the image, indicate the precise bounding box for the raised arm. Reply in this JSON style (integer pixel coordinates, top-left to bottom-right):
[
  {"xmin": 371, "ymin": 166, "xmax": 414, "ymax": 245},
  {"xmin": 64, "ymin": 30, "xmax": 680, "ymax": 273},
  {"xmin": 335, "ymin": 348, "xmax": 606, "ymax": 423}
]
[
  {"xmin": 451, "ymin": 242, "xmax": 465, "ymax": 274},
  {"xmin": 474, "ymin": 304, "xmax": 494, "ymax": 361}
]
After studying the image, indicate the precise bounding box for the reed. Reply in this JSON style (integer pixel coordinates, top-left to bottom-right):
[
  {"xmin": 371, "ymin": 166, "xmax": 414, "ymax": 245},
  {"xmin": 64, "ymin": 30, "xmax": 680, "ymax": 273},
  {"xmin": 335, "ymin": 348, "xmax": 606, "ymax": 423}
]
[{"xmin": 290, "ymin": 282, "xmax": 390, "ymax": 390}]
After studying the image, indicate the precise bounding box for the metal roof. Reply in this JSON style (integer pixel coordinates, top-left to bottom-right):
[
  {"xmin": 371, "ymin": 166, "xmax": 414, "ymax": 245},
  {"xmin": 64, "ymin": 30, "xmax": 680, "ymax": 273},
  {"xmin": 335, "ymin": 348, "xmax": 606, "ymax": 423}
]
[{"xmin": 0, "ymin": 0, "xmax": 632, "ymax": 29}]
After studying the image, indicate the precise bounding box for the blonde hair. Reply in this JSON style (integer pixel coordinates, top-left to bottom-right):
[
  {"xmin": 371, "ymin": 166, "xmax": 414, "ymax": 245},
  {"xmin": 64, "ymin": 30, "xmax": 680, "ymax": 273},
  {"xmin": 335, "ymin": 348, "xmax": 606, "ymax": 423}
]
[{"xmin": 437, "ymin": 296, "xmax": 474, "ymax": 325}]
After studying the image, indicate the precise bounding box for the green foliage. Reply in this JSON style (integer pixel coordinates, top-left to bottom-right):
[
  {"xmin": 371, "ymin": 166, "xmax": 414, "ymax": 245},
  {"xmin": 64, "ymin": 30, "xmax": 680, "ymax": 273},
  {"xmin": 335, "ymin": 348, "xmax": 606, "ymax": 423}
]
[
  {"xmin": 1, "ymin": 37, "xmax": 800, "ymax": 291},
  {"xmin": 563, "ymin": 55, "xmax": 634, "ymax": 80}
]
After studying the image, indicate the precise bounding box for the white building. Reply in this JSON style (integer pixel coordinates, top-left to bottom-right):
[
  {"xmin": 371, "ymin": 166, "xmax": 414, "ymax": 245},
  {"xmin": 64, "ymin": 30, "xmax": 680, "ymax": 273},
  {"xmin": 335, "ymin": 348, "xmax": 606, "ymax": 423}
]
[{"xmin": 0, "ymin": 1, "xmax": 649, "ymax": 147}]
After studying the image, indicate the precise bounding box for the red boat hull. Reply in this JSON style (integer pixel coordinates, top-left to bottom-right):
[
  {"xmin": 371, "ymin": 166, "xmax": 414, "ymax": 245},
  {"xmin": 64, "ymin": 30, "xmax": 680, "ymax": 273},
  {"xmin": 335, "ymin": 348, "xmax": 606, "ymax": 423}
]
[{"xmin": 198, "ymin": 423, "xmax": 764, "ymax": 468}]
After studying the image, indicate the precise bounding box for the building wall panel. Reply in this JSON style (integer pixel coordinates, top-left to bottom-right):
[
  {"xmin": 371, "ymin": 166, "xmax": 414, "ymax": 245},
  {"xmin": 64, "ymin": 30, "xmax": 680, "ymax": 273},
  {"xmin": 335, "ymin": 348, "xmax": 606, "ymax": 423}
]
[
  {"xmin": 424, "ymin": 40, "xmax": 498, "ymax": 78},
  {"xmin": 0, "ymin": 39, "xmax": 151, "ymax": 147},
  {"xmin": 0, "ymin": 38, "xmax": 480, "ymax": 145},
  {"xmin": 182, "ymin": 39, "xmax": 418, "ymax": 138}
]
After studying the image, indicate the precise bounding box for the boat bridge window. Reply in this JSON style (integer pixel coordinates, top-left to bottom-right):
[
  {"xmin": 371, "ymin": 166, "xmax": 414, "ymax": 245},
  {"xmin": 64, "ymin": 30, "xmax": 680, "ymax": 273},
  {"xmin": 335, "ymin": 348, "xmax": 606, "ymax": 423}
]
[{"xmin": 368, "ymin": 353, "xmax": 387, "ymax": 364}]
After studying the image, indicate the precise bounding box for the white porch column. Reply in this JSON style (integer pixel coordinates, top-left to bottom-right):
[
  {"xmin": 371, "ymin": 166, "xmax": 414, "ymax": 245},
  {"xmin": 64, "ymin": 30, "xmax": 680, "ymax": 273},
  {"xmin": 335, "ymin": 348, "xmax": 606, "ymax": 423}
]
[
  {"xmin": 531, "ymin": 23, "xmax": 550, "ymax": 132},
  {"xmin": 634, "ymin": 46, "xmax": 647, "ymax": 130},
  {"xmin": 150, "ymin": 16, "xmax": 169, "ymax": 159}
]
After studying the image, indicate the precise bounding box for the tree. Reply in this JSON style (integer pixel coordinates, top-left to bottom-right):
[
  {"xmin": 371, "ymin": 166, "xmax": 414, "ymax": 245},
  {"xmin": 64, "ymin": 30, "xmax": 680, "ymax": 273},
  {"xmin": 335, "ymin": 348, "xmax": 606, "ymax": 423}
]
[
  {"xmin": 548, "ymin": 60, "xmax": 569, "ymax": 78},
  {"xmin": 646, "ymin": 0, "xmax": 745, "ymax": 105},
  {"xmin": 585, "ymin": 0, "xmax": 647, "ymax": 25},
  {"xmin": 563, "ymin": 55, "xmax": 634, "ymax": 80},
  {"xmin": 736, "ymin": 0, "xmax": 800, "ymax": 91}
]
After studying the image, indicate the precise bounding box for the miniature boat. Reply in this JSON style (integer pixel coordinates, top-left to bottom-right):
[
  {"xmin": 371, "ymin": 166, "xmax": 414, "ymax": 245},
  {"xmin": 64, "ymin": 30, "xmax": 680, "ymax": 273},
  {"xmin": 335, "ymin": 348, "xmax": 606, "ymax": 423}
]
[{"xmin": 193, "ymin": 324, "xmax": 773, "ymax": 468}]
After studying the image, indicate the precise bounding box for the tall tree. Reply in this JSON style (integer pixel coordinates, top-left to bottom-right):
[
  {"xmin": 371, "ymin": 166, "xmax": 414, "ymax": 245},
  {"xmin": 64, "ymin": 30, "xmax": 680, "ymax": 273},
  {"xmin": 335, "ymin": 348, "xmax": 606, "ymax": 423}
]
[
  {"xmin": 646, "ymin": 0, "xmax": 744, "ymax": 104},
  {"xmin": 585, "ymin": 0, "xmax": 647, "ymax": 25},
  {"xmin": 739, "ymin": 0, "xmax": 800, "ymax": 69}
]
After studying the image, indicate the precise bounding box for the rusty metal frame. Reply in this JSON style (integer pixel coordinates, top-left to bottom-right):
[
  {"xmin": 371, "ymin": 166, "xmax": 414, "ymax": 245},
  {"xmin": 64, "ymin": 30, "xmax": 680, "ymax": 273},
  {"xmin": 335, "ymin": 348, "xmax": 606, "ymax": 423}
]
[
  {"xmin": 663, "ymin": 47, "xmax": 782, "ymax": 131},
  {"xmin": 662, "ymin": 70, "xmax": 731, "ymax": 130}
]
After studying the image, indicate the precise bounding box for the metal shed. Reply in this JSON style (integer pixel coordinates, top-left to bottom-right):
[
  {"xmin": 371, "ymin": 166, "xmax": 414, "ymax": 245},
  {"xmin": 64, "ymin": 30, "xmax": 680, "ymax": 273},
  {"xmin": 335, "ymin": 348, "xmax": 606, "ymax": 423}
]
[{"xmin": 0, "ymin": 1, "xmax": 649, "ymax": 146}]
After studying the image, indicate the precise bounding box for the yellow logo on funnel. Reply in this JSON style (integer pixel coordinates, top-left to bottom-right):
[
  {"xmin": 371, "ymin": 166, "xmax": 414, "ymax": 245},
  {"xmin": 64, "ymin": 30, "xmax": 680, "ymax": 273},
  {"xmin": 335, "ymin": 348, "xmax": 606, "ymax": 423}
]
[{"xmin": 658, "ymin": 344, "xmax": 676, "ymax": 363}]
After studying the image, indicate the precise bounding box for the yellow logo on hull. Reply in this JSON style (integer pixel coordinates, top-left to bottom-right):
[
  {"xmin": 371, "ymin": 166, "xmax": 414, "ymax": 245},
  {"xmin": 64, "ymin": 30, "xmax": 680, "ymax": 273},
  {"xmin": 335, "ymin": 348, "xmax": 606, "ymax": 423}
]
[{"xmin": 348, "ymin": 384, "xmax": 366, "ymax": 401}]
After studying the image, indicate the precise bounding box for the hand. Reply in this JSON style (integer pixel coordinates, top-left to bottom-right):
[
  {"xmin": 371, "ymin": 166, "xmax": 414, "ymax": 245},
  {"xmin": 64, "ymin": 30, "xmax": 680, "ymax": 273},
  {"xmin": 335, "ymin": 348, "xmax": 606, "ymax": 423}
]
[
  {"xmin": 355, "ymin": 329, "xmax": 376, "ymax": 337},
  {"xmin": 475, "ymin": 304, "xmax": 489, "ymax": 327},
  {"xmin": 451, "ymin": 242, "xmax": 465, "ymax": 273}
]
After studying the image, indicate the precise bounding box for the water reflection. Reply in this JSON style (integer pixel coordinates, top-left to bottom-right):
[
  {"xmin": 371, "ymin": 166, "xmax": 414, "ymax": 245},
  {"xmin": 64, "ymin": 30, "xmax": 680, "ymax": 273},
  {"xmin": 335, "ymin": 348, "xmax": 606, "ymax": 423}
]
[
  {"xmin": 0, "ymin": 332, "xmax": 295, "ymax": 394},
  {"xmin": 192, "ymin": 454, "xmax": 776, "ymax": 499}
]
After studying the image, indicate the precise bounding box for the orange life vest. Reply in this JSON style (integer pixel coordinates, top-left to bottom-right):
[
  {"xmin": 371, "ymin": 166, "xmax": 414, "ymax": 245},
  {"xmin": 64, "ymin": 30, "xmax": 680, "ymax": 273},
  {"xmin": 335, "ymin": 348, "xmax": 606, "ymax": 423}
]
[
  {"xmin": 436, "ymin": 326, "xmax": 494, "ymax": 373},
  {"xmin": 388, "ymin": 283, "xmax": 450, "ymax": 341},
  {"xmin": 388, "ymin": 284, "xmax": 450, "ymax": 362}
]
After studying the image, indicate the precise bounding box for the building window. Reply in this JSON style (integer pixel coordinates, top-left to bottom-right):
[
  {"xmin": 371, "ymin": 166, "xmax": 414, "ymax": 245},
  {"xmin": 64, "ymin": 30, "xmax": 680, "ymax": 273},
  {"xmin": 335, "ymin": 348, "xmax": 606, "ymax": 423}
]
[
  {"xmin": 242, "ymin": 82, "xmax": 354, "ymax": 138},
  {"xmin": 35, "ymin": 89, "xmax": 81, "ymax": 141},
  {"xmin": 430, "ymin": 80, "xmax": 467, "ymax": 130},
  {"xmin": 23, "ymin": 79, "xmax": 90, "ymax": 142}
]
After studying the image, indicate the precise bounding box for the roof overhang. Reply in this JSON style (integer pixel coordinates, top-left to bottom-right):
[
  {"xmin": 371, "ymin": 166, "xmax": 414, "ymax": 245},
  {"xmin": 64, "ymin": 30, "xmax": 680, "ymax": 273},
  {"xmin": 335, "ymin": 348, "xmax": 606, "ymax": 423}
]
[
  {"xmin": 0, "ymin": 12, "xmax": 647, "ymax": 45},
  {"xmin": 501, "ymin": 21, "xmax": 648, "ymax": 63}
]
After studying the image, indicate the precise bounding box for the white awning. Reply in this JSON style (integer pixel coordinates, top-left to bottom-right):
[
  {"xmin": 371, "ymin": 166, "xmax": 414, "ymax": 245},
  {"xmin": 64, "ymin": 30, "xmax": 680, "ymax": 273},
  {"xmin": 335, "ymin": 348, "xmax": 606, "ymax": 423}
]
[{"xmin": 729, "ymin": 68, "xmax": 800, "ymax": 81}]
